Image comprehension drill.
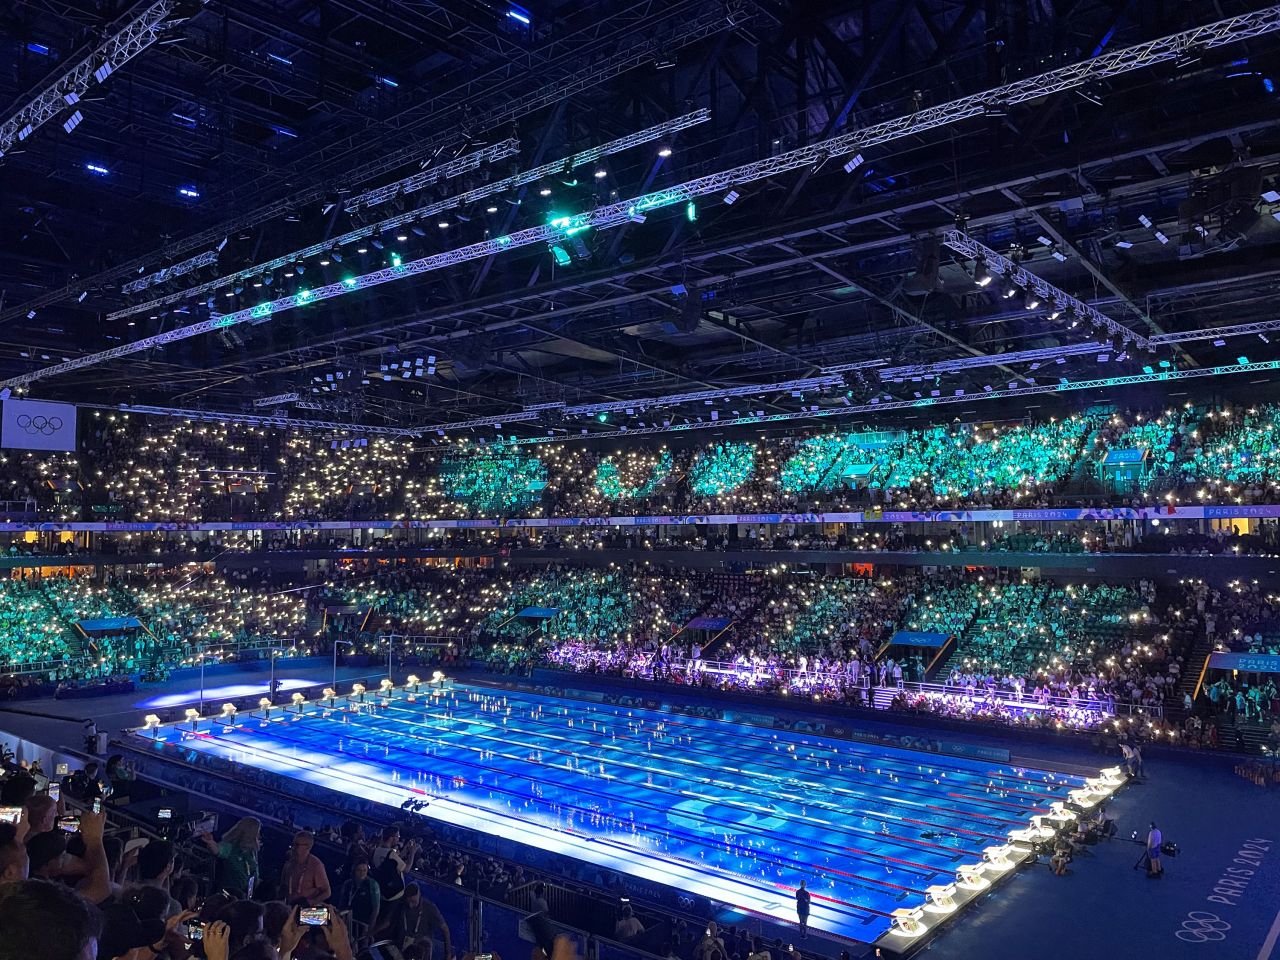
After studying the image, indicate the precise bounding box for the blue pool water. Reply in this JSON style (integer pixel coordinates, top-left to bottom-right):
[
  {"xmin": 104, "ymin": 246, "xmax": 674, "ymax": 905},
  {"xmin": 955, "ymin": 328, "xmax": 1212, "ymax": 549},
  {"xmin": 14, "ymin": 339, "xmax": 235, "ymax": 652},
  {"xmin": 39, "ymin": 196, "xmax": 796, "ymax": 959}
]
[{"xmin": 144, "ymin": 682, "xmax": 1109, "ymax": 944}]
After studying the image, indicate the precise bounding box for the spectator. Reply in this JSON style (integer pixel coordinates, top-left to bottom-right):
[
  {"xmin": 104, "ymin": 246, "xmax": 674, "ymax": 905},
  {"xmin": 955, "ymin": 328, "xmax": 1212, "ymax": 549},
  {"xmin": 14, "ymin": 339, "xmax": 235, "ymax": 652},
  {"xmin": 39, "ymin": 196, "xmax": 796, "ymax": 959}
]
[
  {"xmin": 98, "ymin": 901, "xmax": 166, "ymax": 960},
  {"xmin": 338, "ymin": 859, "xmax": 381, "ymax": 944},
  {"xmin": 26, "ymin": 807, "xmax": 112, "ymax": 905},
  {"xmin": 279, "ymin": 831, "xmax": 331, "ymax": 906},
  {"xmin": 614, "ymin": 904, "xmax": 645, "ymax": 942},
  {"xmin": 128, "ymin": 839, "xmax": 182, "ymax": 918},
  {"xmin": 394, "ymin": 882, "xmax": 452, "ymax": 959},
  {"xmin": 0, "ymin": 878, "xmax": 103, "ymax": 960},
  {"xmin": 199, "ymin": 817, "xmax": 260, "ymax": 899},
  {"xmin": 0, "ymin": 822, "xmax": 29, "ymax": 881},
  {"xmin": 529, "ymin": 880, "xmax": 548, "ymax": 914}
]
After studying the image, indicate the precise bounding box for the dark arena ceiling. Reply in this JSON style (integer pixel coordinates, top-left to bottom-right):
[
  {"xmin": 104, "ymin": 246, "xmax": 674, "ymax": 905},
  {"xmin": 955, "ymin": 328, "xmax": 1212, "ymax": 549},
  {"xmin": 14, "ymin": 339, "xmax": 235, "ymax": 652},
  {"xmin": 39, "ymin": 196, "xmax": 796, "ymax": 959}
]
[{"xmin": 3, "ymin": 0, "xmax": 1280, "ymax": 440}]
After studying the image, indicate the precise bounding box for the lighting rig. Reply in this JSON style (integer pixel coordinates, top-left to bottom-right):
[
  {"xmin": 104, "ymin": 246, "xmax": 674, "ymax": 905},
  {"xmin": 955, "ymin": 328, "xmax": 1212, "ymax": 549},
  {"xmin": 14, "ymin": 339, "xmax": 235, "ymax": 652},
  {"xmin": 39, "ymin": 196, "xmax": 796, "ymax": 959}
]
[
  {"xmin": 0, "ymin": 0, "xmax": 205, "ymax": 160},
  {"xmin": 8, "ymin": 4, "xmax": 1274, "ymax": 394}
]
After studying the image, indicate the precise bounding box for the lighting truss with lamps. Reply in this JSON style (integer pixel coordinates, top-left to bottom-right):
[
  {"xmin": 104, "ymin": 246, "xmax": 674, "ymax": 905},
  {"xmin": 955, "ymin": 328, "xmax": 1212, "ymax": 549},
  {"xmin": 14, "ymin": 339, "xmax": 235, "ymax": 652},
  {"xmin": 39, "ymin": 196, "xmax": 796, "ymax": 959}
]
[
  {"xmin": 97, "ymin": 404, "xmax": 418, "ymax": 436},
  {"xmin": 8, "ymin": 4, "xmax": 1280, "ymax": 391},
  {"xmin": 252, "ymin": 392, "xmax": 301, "ymax": 408},
  {"xmin": 346, "ymin": 109, "xmax": 711, "ymax": 213},
  {"xmin": 506, "ymin": 359, "xmax": 1280, "ymax": 443},
  {"xmin": 555, "ymin": 374, "xmax": 847, "ymax": 417},
  {"xmin": 108, "ymin": 140, "xmax": 521, "ymax": 320},
  {"xmin": 108, "ymin": 113, "xmax": 708, "ymax": 322},
  {"xmin": 941, "ymin": 230, "xmax": 1154, "ymax": 349},
  {"xmin": 876, "ymin": 342, "xmax": 1110, "ymax": 380},
  {"xmin": 0, "ymin": 0, "xmax": 201, "ymax": 160},
  {"xmin": 0, "ymin": 0, "xmax": 746, "ymax": 325},
  {"xmin": 122, "ymin": 249, "xmax": 220, "ymax": 296}
]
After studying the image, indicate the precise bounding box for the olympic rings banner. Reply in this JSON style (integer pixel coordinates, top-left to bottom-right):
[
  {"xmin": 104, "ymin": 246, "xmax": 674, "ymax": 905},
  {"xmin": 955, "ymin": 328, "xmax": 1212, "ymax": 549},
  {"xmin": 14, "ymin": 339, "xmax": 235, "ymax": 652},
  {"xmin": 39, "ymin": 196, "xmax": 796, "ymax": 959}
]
[{"xmin": 1, "ymin": 398, "xmax": 77, "ymax": 452}]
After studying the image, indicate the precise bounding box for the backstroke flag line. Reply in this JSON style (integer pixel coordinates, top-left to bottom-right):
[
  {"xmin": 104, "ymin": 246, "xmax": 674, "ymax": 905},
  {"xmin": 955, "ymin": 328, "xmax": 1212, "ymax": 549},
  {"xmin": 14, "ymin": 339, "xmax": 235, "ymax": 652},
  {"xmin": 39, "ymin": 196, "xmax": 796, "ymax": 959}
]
[{"xmin": 1, "ymin": 398, "xmax": 77, "ymax": 452}]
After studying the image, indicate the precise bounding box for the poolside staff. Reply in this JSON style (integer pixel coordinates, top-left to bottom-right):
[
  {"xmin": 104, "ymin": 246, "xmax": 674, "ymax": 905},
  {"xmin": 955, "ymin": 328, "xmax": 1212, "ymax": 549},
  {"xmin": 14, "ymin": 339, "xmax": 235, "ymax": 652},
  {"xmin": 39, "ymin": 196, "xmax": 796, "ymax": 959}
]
[
  {"xmin": 795, "ymin": 879, "xmax": 810, "ymax": 938},
  {"xmin": 1146, "ymin": 822, "xmax": 1164, "ymax": 878}
]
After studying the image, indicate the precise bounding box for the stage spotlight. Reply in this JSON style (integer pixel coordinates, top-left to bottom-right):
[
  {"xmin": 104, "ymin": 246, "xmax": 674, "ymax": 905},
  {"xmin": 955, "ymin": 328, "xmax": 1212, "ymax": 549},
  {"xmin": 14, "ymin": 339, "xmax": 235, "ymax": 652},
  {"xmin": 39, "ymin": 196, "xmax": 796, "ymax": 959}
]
[
  {"xmin": 723, "ymin": 189, "xmax": 740, "ymax": 205},
  {"xmin": 1024, "ymin": 291, "xmax": 1041, "ymax": 310},
  {"xmin": 657, "ymin": 140, "xmax": 673, "ymax": 157},
  {"xmin": 973, "ymin": 261, "xmax": 993, "ymax": 287},
  {"xmin": 842, "ymin": 153, "xmax": 864, "ymax": 173}
]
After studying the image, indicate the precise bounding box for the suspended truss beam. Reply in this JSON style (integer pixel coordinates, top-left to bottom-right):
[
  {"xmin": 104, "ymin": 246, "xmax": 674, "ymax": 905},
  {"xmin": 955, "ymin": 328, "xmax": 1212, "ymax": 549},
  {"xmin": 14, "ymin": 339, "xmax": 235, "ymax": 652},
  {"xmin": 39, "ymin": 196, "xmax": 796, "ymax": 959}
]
[
  {"xmin": 0, "ymin": 0, "xmax": 198, "ymax": 159},
  {"xmin": 941, "ymin": 229, "xmax": 1155, "ymax": 350},
  {"xmin": 509, "ymin": 359, "xmax": 1280, "ymax": 444}
]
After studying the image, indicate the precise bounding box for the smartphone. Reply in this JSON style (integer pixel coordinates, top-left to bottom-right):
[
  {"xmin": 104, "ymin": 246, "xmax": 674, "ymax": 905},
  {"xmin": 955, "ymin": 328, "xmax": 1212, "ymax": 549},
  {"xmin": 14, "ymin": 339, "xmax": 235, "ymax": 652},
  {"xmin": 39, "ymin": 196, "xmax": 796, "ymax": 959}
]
[
  {"xmin": 48, "ymin": 782, "xmax": 60, "ymax": 802},
  {"xmin": 299, "ymin": 907, "xmax": 330, "ymax": 926},
  {"xmin": 91, "ymin": 798, "xmax": 102, "ymax": 815},
  {"xmin": 192, "ymin": 815, "xmax": 216, "ymax": 836},
  {"xmin": 157, "ymin": 808, "xmax": 173, "ymax": 820},
  {"xmin": 0, "ymin": 807, "xmax": 21, "ymax": 825},
  {"xmin": 58, "ymin": 815, "xmax": 81, "ymax": 833},
  {"xmin": 184, "ymin": 920, "xmax": 204, "ymax": 942}
]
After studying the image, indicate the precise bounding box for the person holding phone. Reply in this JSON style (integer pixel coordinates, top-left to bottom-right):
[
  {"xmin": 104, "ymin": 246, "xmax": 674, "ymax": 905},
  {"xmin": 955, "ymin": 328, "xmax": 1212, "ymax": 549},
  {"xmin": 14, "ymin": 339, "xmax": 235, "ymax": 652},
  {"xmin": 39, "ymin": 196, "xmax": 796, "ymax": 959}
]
[
  {"xmin": 198, "ymin": 817, "xmax": 260, "ymax": 899},
  {"xmin": 281, "ymin": 831, "xmax": 332, "ymax": 906}
]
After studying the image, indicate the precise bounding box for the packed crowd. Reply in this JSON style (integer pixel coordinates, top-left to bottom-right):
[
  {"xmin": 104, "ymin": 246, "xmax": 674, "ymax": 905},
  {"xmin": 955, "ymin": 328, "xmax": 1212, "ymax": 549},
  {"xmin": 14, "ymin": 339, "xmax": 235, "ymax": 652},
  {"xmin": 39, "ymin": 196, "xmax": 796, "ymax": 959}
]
[{"xmin": 10, "ymin": 404, "xmax": 1280, "ymax": 524}]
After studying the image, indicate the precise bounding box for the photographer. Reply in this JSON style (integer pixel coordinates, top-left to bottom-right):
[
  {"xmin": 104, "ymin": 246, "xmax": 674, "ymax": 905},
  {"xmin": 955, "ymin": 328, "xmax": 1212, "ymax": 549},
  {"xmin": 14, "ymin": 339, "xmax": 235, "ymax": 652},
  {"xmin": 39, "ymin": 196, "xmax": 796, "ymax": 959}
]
[{"xmin": 1146, "ymin": 822, "xmax": 1164, "ymax": 878}]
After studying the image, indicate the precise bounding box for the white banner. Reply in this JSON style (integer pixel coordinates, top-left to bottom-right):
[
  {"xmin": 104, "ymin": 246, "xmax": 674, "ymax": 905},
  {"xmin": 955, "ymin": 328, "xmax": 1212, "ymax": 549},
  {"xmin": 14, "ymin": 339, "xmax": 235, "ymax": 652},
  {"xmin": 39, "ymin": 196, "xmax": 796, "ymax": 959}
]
[{"xmin": 1, "ymin": 399, "xmax": 77, "ymax": 452}]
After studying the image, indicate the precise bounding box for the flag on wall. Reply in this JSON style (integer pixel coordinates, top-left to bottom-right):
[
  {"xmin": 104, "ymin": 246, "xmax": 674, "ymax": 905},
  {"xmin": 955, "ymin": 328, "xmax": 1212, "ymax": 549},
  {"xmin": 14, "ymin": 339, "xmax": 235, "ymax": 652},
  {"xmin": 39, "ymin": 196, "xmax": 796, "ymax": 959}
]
[{"xmin": 1, "ymin": 399, "xmax": 77, "ymax": 452}]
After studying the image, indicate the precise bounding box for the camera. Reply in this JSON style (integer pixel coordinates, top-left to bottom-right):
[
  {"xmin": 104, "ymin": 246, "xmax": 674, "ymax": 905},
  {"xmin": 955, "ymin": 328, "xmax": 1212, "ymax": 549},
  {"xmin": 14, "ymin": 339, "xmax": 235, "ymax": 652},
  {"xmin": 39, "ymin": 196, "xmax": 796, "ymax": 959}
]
[
  {"xmin": 1161, "ymin": 840, "xmax": 1180, "ymax": 857},
  {"xmin": 157, "ymin": 808, "xmax": 173, "ymax": 821}
]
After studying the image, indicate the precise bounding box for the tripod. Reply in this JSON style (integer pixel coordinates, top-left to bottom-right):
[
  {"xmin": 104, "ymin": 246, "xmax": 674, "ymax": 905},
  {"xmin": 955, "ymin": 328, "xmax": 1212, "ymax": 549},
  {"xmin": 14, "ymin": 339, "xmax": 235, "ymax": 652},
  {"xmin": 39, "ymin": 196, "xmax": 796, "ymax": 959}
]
[{"xmin": 1133, "ymin": 849, "xmax": 1152, "ymax": 872}]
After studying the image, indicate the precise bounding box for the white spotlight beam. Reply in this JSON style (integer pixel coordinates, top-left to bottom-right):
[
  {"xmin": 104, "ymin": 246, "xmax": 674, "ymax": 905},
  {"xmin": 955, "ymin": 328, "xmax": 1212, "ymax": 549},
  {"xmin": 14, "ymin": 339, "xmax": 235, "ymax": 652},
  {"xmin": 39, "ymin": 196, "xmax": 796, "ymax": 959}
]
[
  {"xmin": 7, "ymin": 5, "xmax": 1279, "ymax": 390},
  {"xmin": 0, "ymin": 0, "xmax": 197, "ymax": 159},
  {"xmin": 941, "ymin": 230, "xmax": 1155, "ymax": 349},
  {"xmin": 107, "ymin": 111, "xmax": 708, "ymax": 323}
]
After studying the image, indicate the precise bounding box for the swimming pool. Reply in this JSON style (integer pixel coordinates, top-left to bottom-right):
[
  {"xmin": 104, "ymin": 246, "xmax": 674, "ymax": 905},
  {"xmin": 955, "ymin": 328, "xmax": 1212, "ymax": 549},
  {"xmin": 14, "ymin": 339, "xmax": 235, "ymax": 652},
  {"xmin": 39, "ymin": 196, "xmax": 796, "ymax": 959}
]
[{"xmin": 139, "ymin": 680, "xmax": 1123, "ymax": 946}]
